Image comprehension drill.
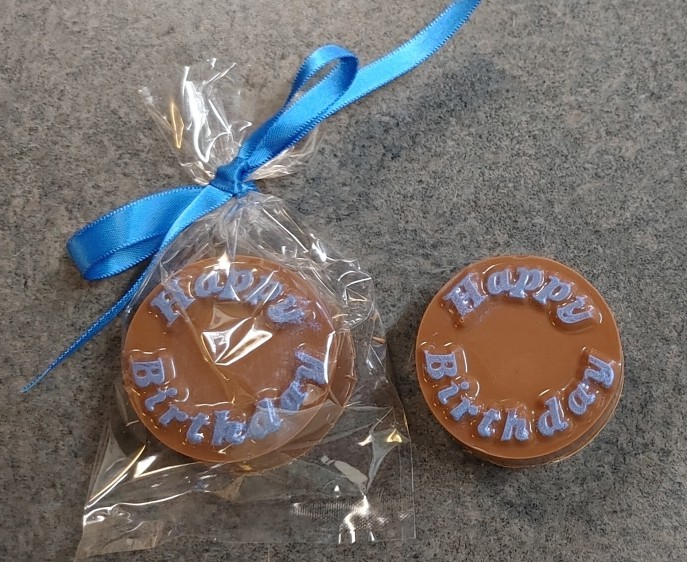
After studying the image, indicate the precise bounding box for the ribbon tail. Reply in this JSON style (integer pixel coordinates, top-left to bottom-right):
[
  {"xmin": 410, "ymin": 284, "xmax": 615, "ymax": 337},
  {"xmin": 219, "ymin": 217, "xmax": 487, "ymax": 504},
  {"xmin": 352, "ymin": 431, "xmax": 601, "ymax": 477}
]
[
  {"xmin": 329, "ymin": 0, "xmax": 481, "ymax": 115},
  {"xmin": 21, "ymin": 271, "xmax": 149, "ymax": 393}
]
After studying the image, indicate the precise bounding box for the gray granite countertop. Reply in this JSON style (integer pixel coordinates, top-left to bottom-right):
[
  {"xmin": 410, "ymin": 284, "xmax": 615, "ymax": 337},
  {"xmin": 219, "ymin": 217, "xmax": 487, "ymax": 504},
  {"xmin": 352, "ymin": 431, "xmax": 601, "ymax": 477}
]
[{"xmin": 2, "ymin": 1, "xmax": 686, "ymax": 560}]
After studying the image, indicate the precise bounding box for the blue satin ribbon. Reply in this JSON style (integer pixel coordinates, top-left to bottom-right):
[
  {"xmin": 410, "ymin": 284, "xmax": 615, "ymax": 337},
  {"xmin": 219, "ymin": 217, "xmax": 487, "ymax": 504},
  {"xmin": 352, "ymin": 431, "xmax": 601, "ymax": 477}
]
[{"xmin": 23, "ymin": 0, "xmax": 480, "ymax": 392}]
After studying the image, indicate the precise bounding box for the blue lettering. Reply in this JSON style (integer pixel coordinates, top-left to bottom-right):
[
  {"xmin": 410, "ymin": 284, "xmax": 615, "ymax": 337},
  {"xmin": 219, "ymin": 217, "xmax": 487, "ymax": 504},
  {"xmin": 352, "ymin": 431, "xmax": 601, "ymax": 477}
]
[
  {"xmin": 537, "ymin": 397, "xmax": 569, "ymax": 437},
  {"xmin": 443, "ymin": 273, "xmax": 486, "ymax": 317},
  {"xmin": 501, "ymin": 409, "xmax": 530, "ymax": 441},
  {"xmin": 158, "ymin": 404, "xmax": 189, "ymax": 427},
  {"xmin": 437, "ymin": 380, "xmax": 469, "ymax": 405},
  {"xmin": 144, "ymin": 387, "xmax": 177, "ymax": 411},
  {"xmin": 150, "ymin": 278, "xmax": 195, "ymax": 325},
  {"xmin": 245, "ymin": 275, "xmax": 283, "ymax": 306},
  {"xmin": 583, "ymin": 354, "xmax": 615, "ymax": 388},
  {"xmin": 211, "ymin": 411, "xmax": 247, "ymax": 446},
  {"xmin": 424, "ymin": 351, "xmax": 458, "ymax": 380},
  {"xmin": 486, "ymin": 268, "xmax": 514, "ymax": 295},
  {"xmin": 450, "ymin": 397, "xmax": 479, "ymax": 422},
  {"xmin": 218, "ymin": 268, "xmax": 254, "ymax": 301},
  {"xmin": 509, "ymin": 267, "xmax": 544, "ymax": 299},
  {"xmin": 478, "ymin": 408, "xmax": 502, "ymax": 438},
  {"xmin": 186, "ymin": 413, "xmax": 210, "ymax": 444},
  {"xmin": 533, "ymin": 276, "xmax": 572, "ymax": 305},
  {"xmin": 268, "ymin": 295, "xmax": 305, "ymax": 324},
  {"xmin": 295, "ymin": 351, "xmax": 327, "ymax": 385},
  {"xmin": 568, "ymin": 383, "xmax": 596, "ymax": 416},
  {"xmin": 247, "ymin": 399, "xmax": 282, "ymax": 440},
  {"xmin": 131, "ymin": 358, "xmax": 166, "ymax": 388},
  {"xmin": 194, "ymin": 269, "xmax": 222, "ymax": 298},
  {"xmin": 280, "ymin": 380, "xmax": 308, "ymax": 411},
  {"xmin": 557, "ymin": 296, "xmax": 595, "ymax": 324}
]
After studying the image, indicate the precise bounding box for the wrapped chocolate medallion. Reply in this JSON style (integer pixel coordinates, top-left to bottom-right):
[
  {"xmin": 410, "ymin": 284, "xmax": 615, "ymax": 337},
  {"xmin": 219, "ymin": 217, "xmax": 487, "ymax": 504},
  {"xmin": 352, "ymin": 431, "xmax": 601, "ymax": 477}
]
[
  {"xmin": 25, "ymin": 2, "xmax": 481, "ymax": 557},
  {"xmin": 74, "ymin": 62, "xmax": 411, "ymax": 557}
]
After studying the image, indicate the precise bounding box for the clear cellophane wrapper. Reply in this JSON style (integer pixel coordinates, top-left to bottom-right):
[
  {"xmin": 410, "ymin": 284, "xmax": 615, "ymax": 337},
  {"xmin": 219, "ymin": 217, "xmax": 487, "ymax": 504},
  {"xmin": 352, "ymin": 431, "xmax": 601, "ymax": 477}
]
[{"xmin": 77, "ymin": 60, "xmax": 414, "ymax": 558}]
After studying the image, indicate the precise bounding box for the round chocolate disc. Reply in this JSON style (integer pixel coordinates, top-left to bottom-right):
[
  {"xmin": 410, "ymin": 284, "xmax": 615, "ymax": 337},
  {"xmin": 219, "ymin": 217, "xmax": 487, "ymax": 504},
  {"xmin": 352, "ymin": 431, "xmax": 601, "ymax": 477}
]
[
  {"xmin": 123, "ymin": 255, "xmax": 354, "ymax": 463},
  {"xmin": 416, "ymin": 256, "xmax": 623, "ymax": 467}
]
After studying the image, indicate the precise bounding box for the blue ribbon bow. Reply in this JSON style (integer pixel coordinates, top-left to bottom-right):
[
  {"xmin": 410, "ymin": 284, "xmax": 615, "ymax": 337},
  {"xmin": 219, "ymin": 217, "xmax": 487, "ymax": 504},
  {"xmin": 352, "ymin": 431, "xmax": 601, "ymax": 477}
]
[{"xmin": 23, "ymin": 0, "xmax": 480, "ymax": 392}]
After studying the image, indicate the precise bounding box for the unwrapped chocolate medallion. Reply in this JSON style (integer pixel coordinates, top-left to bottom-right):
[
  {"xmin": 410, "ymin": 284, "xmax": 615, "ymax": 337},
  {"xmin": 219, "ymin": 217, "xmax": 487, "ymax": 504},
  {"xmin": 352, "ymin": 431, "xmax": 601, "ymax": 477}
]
[{"xmin": 416, "ymin": 256, "xmax": 623, "ymax": 467}]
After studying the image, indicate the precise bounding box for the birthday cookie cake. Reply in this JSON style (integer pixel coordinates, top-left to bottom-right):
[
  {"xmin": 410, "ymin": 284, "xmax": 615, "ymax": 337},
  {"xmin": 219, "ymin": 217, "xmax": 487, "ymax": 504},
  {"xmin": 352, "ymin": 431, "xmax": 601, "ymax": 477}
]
[
  {"xmin": 416, "ymin": 256, "xmax": 623, "ymax": 467},
  {"xmin": 123, "ymin": 255, "xmax": 355, "ymax": 464}
]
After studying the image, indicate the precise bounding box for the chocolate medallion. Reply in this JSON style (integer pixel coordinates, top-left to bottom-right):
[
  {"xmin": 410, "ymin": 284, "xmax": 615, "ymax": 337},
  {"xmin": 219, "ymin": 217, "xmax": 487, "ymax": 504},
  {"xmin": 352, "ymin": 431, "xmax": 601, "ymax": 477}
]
[
  {"xmin": 123, "ymin": 255, "xmax": 354, "ymax": 463},
  {"xmin": 416, "ymin": 256, "xmax": 623, "ymax": 467}
]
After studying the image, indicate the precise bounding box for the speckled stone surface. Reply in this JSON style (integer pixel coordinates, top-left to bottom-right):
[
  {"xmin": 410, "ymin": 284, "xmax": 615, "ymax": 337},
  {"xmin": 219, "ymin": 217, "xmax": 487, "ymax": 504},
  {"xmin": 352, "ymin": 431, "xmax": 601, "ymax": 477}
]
[{"xmin": 2, "ymin": 1, "xmax": 686, "ymax": 560}]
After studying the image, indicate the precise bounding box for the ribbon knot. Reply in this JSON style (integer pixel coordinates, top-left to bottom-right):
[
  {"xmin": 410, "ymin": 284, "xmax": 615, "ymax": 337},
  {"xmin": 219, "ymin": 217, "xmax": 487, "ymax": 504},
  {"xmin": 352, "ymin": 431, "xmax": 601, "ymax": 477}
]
[
  {"xmin": 24, "ymin": 0, "xmax": 480, "ymax": 392},
  {"xmin": 211, "ymin": 160, "xmax": 256, "ymax": 196}
]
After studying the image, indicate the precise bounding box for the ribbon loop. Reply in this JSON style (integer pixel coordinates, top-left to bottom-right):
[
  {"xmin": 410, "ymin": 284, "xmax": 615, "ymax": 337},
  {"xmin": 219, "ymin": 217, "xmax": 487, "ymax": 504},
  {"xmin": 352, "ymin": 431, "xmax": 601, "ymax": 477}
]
[
  {"xmin": 67, "ymin": 187, "xmax": 203, "ymax": 281},
  {"xmin": 236, "ymin": 45, "xmax": 360, "ymax": 179}
]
